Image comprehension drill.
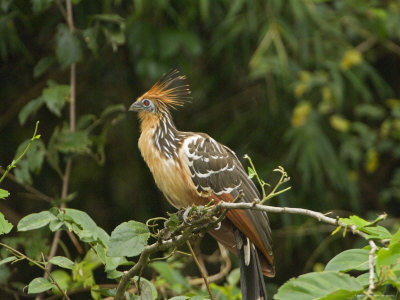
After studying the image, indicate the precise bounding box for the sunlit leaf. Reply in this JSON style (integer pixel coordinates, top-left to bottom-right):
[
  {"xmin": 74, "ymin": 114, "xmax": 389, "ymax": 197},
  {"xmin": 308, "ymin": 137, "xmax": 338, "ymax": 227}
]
[
  {"xmin": 275, "ymin": 271, "xmax": 363, "ymax": 300},
  {"xmin": 27, "ymin": 277, "xmax": 53, "ymax": 294},
  {"xmin": 0, "ymin": 213, "xmax": 13, "ymax": 235},
  {"xmin": 0, "ymin": 189, "xmax": 9, "ymax": 200},
  {"xmin": 107, "ymin": 221, "xmax": 150, "ymax": 257},
  {"xmin": 325, "ymin": 249, "xmax": 370, "ymax": 272},
  {"xmin": 49, "ymin": 256, "xmax": 74, "ymax": 270},
  {"xmin": 17, "ymin": 211, "xmax": 56, "ymax": 231}
]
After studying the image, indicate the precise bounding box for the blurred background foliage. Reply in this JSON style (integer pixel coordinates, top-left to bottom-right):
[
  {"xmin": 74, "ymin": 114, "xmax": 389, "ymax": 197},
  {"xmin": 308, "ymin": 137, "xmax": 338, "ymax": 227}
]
[{"xmin": 1, "ymin": 0, "xmax": 400, "ymax": 298}]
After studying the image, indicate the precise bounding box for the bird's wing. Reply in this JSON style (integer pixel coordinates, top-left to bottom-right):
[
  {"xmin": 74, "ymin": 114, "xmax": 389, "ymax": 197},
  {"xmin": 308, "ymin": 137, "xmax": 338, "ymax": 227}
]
[{"xmin": 179, "ymin": 134, "xmax": 275, "ymax": 276}]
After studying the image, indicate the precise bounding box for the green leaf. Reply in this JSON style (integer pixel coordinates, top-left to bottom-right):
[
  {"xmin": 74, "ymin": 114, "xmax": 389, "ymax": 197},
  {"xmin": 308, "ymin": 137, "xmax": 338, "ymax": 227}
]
[
  {"xmin": 248, "ymin": 167, "xmax": 255, "ymax": 179},
  {"xmin": 95, "ymin": 244, "xmax": 126, "ymax": 272},
  {"xmin": 325, "ymin": 249, "xmax": 370, "ymax": 272},
  {"xmin": 0, "ymin": 189, "xmax": 10, "ymax": 200},
  {"xmin": 63, "ymin": 208, "xmax": 101, "ymax": 243},
  {"xmin": 49, "ymin": 256, "xmax": 74, "ymax": 270},
  {"xmin": 376, "ymin": 240, "xmax": 400, "ymax": 271},
  {"xmin": 274, "ymin": 271, "xmax": 363, "ymax": 300},
  {"xmin": 31, "ymin": 0, "xmax": 53, "ymax": 14},
  {"xmin": 151, "ymin": 261, "xmax": 190, "ymax": 291},
  {"xmin": 18, "ymin": 97, "xmax": 44, "ymax": 125},
  {"xmin": 107, "ymin": 221, "xmax": 150, "ymax": 257},
  {"xmin": 227, "ymin": 268, "xmax": 240, "ymax": 286},
  {"xmin": 42, "ymin": 83, "xmax": 70, "ymax": 117},
  {"xmin": 27, "ymin": 277, "xmax": 53, "ymax": 294},
  {"xmin": 0, "ymin": 256, "xmax": 16, "ymax": 266},
  {"xmin": 17, "ymin": 211, "xmax": 56, "ymax": 231},
  {"xmin": 50, "ymin": 270, "xmax": 71, "ymax": 295},
  {"xmin": 0, "ymin": 213, "xmax": 13, "ymax": 235},
  {"xmin": 33, "ymin": 56, "xmax": 55, "ymax": 78},
  {"xmin": 55, "ymin": 128, "xmax": 91, "ymax": 154},
  {"xmin": 133, "ymin": 276, "xmax": 158, "ymax": 300},
  {"xmin": 55, "ymin": 24, "xmax": 82, "ymax": 69},
  {"xmin": 82, "ymin": 27, "xmax": 98, "ymax": 56},
  {"xmin": 13, "ymin": 139, "xmax": 46, "ymax": 184}
]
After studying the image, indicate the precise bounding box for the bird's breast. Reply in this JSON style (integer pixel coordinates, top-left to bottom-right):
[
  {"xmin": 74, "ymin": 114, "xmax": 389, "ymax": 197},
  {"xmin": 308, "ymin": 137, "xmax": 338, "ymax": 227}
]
[{"xmin": 138, "ymin": 130, "xmax": 196, "ymax": 208}]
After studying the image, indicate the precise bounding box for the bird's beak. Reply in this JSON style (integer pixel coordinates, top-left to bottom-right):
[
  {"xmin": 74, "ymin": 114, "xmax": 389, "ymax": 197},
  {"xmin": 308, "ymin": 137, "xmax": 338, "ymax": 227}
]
[{"xmin": 128, "ymin": 102, "xmax": 142, "ymax": 112}]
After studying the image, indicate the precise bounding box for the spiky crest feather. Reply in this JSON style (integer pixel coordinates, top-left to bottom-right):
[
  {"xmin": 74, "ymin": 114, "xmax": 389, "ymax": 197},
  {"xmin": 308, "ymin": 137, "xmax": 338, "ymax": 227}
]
[{"xmin": 139, "ymin": 70, "xmax": 191, "ymax": 110}]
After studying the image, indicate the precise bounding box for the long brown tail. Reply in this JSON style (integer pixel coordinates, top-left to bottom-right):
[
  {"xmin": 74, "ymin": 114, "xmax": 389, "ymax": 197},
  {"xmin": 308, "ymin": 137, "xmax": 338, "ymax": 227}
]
[{"xmin": 235, "ymin": 230, "xmax": 267, "ymax": 300}]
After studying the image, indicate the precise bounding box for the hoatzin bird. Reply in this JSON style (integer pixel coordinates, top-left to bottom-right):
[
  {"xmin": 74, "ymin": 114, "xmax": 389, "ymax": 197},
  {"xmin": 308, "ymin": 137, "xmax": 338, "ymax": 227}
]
[{"xmin": 129, "ymin": 70, "xmax": 274, "ymax": 300}]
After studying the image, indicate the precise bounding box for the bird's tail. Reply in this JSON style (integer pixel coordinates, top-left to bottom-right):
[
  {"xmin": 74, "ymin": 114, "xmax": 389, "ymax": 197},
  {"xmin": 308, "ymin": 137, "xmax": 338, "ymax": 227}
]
[{"xmin": 235, "ymin": 230, "xmax": 267, "ymax": 300}]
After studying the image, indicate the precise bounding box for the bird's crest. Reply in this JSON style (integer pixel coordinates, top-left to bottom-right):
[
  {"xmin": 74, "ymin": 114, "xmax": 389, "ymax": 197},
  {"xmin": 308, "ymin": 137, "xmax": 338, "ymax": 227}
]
[{"xmin": 140, "ymin": 70, "xmax": 191, "ymax": 110}]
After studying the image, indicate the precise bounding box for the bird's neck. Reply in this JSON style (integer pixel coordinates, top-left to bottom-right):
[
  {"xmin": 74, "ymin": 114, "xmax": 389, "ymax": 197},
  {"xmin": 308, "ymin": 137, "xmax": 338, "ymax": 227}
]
[{"xmin": 139, "ymin": 110, "xmax": 184, "ymax": 159}]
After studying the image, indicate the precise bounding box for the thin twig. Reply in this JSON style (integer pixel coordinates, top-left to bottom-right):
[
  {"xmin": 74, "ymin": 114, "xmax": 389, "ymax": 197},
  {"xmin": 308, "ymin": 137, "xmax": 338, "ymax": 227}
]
[
  {"xmin": 0, "ymin": 243, "xmax": 70, "ymax": 300},
  {"xmin": 186, "ymin": 241, "xmax": 215, "ymax": 300},
  {"xmin": 188, "ymin": 243, "xmax": 231, "ymax": 285},
  {"xmin": 0, "ymin": 121, "xmax": 40, "ymax": 184},
  {"xmin": 38, "ymin": 0, "xmax": 77, "ymax": 297}
]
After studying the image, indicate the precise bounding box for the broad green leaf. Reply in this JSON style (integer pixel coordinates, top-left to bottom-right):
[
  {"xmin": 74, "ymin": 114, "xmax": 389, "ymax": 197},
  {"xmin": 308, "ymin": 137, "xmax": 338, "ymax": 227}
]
[
  {"xmin": 133, "ymin": 276, "xmax": 157, "ymax": 300},
  {"xmin": 274, "ymin": 271, "xmax": 363, "ymax": 300},
  {"xmin": 95, "ymin": 244, "xmax": 126, "ymax": 272},
  {"xmin": 355, "ymin": 273, "xmax": 374, "ymax": 286},
  {"xmin": 18, "ymin": 97, "xmax": 44, "ymax": 125},
  {"xmin": 27, "ymin": 277, "xmax": 53, "ymax": 294},
  {"xmin": 33, "ymin": 56, "xmax": 55, "ymax": 78},
  {"xmin": 339, "ymin": 215, "xmax": 369, "ymax": 228},
  {"xmin": 54, "ymin": 129, "xmax": 91, "ymax": 154},
  {"xmin": 0, "ymin": 213, "xmax": 13, "ymax": 234},
  {"xmin": 50, "ymin": 256, "xmax": 74, "ymax": 270},
  {"xmin": 391, "ymin": 227, "xmax": 400, "ymax": 244},
  {"xmin": 55, "ymin": 24, "xmax": 82, "ymax": 69},
  {"xmin": 107, "ymin": 221, "xmax": 150, "ymax": 257},
  {"xmin": 151, "ymin": 261, "xmax": 190, "ymax": 291},
  {"xmin": 42, "ymin": 83, "xmax": 70, "ymax": 117},
  {"xmin": 168, "ymin": 297, "xmax": 188, "ymax": 300},
  {"xmin": 325, "ymin": 249, "xmax": 370, "ymax": 272},
  {"xmin": 50, "ymin": 270, "xmax": 71, "ymax": 295},
  {"xmin": 17, "ymin": 211, "xmax": 56, "ymax": 231},
  {"xmin": 376, "ymin": 241, "xmax": 400, "ymax": 271},
  {"xmin": 363, "ymin": 226, "xmax": 392, "ymax": 240},
  {"xmin": 63, "ymin": 208, "xmax": 100, "ymax": 243},
  {"xmin": 0, "ymin": 189, "xmax": 9, "ymax": 200},
  {"xmin": 0, "ymin": 256, "xmax": 16, "ymax": 266}
]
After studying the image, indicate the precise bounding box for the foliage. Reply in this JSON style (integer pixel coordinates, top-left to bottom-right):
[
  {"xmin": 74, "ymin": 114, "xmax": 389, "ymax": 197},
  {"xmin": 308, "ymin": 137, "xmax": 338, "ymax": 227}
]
[{"xmin": 1, "ymin": 0, "xmax": 400, "ymax": 299}]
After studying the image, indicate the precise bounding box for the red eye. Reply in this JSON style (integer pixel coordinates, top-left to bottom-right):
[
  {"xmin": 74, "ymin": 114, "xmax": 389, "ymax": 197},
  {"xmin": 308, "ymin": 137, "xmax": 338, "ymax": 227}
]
[{"xmin": 143, "ymin": 99, "xmax": 150, "ymax": 106}]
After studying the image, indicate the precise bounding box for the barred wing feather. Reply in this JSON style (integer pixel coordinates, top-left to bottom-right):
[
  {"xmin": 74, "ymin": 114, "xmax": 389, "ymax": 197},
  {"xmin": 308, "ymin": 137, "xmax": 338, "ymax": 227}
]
[{"xmin": 180, "ymin": 134, "xmax": 275, "ymax": 276}]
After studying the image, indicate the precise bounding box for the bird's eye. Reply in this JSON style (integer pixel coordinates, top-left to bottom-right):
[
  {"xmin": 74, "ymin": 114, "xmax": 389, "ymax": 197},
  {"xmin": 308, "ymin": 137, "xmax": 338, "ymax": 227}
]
[{"xmin": 143, "ymin": 99, "xmax": 150, "ymax": 107}]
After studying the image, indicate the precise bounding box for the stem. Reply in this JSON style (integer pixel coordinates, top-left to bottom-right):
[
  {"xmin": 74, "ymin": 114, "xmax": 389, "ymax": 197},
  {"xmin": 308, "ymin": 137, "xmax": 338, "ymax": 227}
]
[
  {"xmin": 38, "ymin": 0, "xmax": 77, "ymax": 297},
  {"xmin": 186, "ymin": 241, "xmax": 215, "ymax": 300},
  {"xmin": 0, "ymin": 243, "xmax": 70, "ymax": 300},
  {"xmin": 0, "ymin": 121, "xmax": 40, "ymax": 184}
]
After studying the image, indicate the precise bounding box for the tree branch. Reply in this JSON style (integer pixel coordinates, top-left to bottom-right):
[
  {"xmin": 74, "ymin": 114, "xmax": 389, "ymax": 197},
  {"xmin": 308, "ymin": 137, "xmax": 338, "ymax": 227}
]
[{"xmin": 114, "ymin": 200, "xmax": 381, "ymax": 299}]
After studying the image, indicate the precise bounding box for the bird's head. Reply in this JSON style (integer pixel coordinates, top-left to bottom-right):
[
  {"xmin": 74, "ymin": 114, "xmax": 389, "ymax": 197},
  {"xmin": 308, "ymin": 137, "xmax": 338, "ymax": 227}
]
[{"xmin": 129, "ymin": 70, "xmax": 191, "ymax": 119}]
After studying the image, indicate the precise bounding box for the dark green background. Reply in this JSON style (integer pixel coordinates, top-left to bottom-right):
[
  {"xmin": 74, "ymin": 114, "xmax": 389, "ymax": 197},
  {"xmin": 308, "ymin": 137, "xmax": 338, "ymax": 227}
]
[{"xmin": 1, "ymin": 0, "xmax": 400, "ymax": 298}]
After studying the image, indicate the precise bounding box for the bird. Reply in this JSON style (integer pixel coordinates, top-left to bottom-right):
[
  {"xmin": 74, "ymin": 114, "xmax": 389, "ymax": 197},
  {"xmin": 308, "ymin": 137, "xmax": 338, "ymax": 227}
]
[{"xmin": 129, "ymin": 70, "xmax": 274, "ymax": 300}]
